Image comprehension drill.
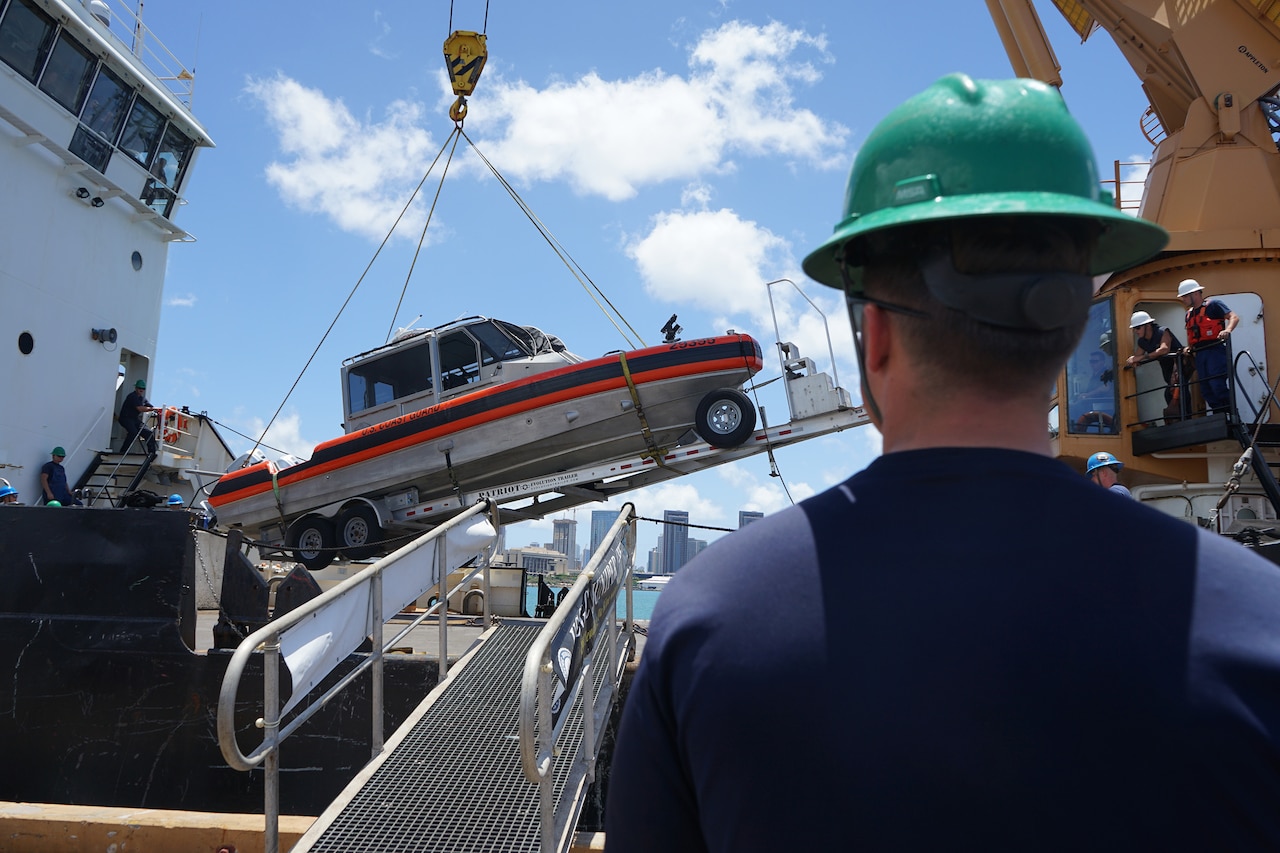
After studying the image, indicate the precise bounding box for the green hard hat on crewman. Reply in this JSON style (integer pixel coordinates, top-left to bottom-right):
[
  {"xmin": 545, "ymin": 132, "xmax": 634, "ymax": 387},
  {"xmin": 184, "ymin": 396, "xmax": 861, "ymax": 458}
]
[
  {"xmin": 135, "ymin": 379, "xmax": 146, "ymax": 389},
  {"xmin": 802, "ymin": 73, "xmax": 1169, "ymax": 292},
  {"xmin": 51, "ymin": 446, "xmax": 66, "ymax": 457}
]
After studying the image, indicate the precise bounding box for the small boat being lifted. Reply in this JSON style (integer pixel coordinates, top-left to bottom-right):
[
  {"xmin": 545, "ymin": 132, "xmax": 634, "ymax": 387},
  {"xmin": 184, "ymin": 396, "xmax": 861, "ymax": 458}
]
[{"xmin": 209, "ymin": 316, "xmax": 764, "ymax": 567}]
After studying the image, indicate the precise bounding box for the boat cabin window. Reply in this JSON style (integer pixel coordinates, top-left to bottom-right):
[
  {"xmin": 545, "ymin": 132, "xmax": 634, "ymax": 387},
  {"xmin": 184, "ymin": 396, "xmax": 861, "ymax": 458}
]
[
  {"xmin": 0, "ymin": 0, "xmax": 55, "ymax": 83},
  {"xmin": 471, "ymin": 320, "xmax": 529, "ymax": 362},
  {"xmin": 439, "ymin": 332, "xmax": 482, "ymax": 390},
  {"xmin": 1066, "ymin": 300, "xmax": 1119, "ymax": 435},
  {"xmin": 346, "ymin": 339, "xmax": 434, "ymax": 415},
  {"xmin": 38, "ymin": 29, "xmax": 94, "ymax": 113}
]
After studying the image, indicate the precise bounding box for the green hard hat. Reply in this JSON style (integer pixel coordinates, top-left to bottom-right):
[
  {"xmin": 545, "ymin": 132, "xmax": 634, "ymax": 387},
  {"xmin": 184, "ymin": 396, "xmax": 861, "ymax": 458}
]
[
  {"xmin": 51, "ymin": 446, "xmax": 66, "ymax": 457},
  {"xmin": 135, "ymin": 379, "xmax": 146, "ymax": 389},
  {"xmin": 802, "ymin": 74, "xmax": 1169, "ymax": 290}
]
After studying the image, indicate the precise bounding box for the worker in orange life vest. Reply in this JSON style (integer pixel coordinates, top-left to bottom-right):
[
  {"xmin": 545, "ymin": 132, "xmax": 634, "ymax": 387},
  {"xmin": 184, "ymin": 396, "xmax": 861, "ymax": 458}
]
[{"xmin": 1178, "ymin": 278, "xmax": 1239, "ymax": 414}]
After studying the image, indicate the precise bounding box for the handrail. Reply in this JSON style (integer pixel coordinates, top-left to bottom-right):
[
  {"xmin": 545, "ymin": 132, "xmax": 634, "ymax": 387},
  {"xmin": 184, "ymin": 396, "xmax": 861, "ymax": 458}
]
[
  {"xmin": 216, "ymin": 499, "xmax": 498, "ymax": 853},
  {"xmin": 519, "ymin": 504, "xmax": 636, "ymax": 853}
]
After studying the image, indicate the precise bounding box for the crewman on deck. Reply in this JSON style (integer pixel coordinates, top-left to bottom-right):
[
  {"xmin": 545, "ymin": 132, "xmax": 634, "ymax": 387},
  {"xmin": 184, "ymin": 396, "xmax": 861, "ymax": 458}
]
[
  {"xmin": 607, "ymin": 74, "xmax": 1280, "ymax": 850},
  {"xmin": 1178, "ymin": 279, "xmax": 1239, "ymax": 415},
  {"xmin": 40, "ymin": 447, "xmax": 81, "ymax": 506}
]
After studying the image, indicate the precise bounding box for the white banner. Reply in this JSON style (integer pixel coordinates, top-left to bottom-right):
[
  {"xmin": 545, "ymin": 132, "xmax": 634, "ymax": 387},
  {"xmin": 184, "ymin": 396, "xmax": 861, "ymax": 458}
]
[{"xmin": 278, "ymin": 518, "xmax": 496, "ymax": 714}]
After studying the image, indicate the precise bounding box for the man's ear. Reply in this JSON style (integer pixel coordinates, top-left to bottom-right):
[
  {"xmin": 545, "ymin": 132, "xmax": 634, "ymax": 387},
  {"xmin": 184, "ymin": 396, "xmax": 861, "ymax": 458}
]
[{"xmin": 861, "ymin": 302, "xmax": 892, "ymax": 377}]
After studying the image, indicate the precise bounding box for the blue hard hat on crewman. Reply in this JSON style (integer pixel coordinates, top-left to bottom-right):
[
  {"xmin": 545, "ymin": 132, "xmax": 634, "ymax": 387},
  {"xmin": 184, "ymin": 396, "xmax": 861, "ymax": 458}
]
[
  {"xmin": 1086, "ymin": 452, "xmax": 1123, "ymax": 475},
  {"xmin": 167, "ymin": 493, "xmax": 184, "ymax": 506}
]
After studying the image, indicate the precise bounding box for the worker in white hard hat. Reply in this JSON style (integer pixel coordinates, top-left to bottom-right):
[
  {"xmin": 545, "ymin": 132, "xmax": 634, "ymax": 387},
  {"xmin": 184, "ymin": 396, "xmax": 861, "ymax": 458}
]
[
  {"xmin": 1125, "ymin": 310, "xmax": 1187, "ymax": 421},
  {"xmin": 1177, "ymin": 279, "xmax": 1239, "ymax": 414}
]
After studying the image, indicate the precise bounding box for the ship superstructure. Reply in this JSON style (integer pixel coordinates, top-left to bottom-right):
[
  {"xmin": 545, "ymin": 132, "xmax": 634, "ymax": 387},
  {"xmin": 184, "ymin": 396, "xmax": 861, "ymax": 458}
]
[{"xmin": 0, "ymin": 0, "xmax": 220, "ymax": 501}]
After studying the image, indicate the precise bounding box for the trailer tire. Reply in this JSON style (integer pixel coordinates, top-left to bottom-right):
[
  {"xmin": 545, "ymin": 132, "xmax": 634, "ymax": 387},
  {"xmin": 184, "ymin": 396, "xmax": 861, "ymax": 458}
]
[
  {"xmin": 694, "ymin": 388, "xmax": 756, "ymax": 448},
  {"xmin": 288, "ymin": 516, "xmax": 336, "ymax": 570},
  {"xmin": 337, "ymin": 504, "xmax": 384, "ymax": 560}
]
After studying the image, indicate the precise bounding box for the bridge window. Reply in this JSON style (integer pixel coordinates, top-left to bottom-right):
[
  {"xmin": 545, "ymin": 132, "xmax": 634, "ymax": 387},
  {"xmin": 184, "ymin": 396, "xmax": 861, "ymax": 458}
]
[
  {"xmin": 119, "ymin": 96, "xmax": 164, "ymax": 167},
  {"xmin": 70, "ymin": 66, "xmax": 131, "ymax": 171},
  {"xmin": 38, "ymin": 30, "xmax": 94, "ymax": 112},
  {"xmin": 1066, "ymin": 300, "xmax": 1119, "ymax": 435},
  {"xmin": 0, "ymin": 0, "xmax": 55, "ymax": 83}
]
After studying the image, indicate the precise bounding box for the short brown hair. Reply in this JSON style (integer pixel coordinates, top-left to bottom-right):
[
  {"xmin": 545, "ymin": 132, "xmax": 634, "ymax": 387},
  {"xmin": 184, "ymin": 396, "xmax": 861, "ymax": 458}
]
[{"xmin": 860, "ymin": 217, "xmax": 1095, "ymax": 397}]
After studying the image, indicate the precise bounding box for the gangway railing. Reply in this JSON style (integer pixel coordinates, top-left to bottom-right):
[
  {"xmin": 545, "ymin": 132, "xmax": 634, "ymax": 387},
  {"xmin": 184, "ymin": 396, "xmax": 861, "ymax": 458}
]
[
  {"xmin": 216, "ymin": 499, "xmax": 500, "ymax": 853},
  {"xmin": 520, "ymin": 503, "xmax": 638, "ymax": 853}
]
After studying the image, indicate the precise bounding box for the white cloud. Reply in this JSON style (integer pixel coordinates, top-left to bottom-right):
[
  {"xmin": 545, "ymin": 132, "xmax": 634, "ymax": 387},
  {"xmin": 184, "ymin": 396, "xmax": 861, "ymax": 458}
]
[
  {"xmin": 241, "ymin": 410, "xmax": 317, "ymax": 461},
  {"xmin": 246, "ymin": 21, "xmax": 847, "ymax": 235},
  {"xmin": 471, "ymin": 21, "xmax": 847, "ymax": 199},
  {"xmin": 245, "ymin": 74, "xmax": 442, "ymax": 242},
  {"xmin": 625, "ymin": 208, "xmax": 859, "ymax": 391},
  {"xmin": 166, "ymin": 293, "xmax": 197, "ymax": 307}
]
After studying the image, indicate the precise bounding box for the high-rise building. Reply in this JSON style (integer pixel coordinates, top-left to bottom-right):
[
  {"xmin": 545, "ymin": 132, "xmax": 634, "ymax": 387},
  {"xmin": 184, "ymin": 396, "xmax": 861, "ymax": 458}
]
[
  {"xmin": 686, "ymin": 538, "xmax": 707, "ymax": 564},
  {"xmin": 738, "ymin": 510, "xmax": 764, "ymax": 528},
  {"xmin": 589, "ymin": 509, "xmax": 621, "ymax": 557},
  {"xmin": 662, "ymin": 509, "xmax": 690, "ymax": 574},
  {"xmin": 551, "ymin": 518, "xmax": 578, "ymax": 570}
]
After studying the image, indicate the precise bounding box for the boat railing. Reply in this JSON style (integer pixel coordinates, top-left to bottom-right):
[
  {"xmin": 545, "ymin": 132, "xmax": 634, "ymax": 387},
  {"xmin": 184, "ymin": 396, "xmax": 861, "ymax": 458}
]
[
  {"xmin": 519, "ymin": 503, "xmax": 637, "ymax": 853},
  {"xmin": 216, "ymin": 499, "xmax": 500, "ymax": 853}
]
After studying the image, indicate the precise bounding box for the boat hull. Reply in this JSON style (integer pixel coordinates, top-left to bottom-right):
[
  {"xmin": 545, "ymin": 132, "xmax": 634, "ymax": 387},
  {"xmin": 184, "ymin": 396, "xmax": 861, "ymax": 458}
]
[{"xmin": 210, "ymin": 335, "xmax": 762, "ymax": 536}]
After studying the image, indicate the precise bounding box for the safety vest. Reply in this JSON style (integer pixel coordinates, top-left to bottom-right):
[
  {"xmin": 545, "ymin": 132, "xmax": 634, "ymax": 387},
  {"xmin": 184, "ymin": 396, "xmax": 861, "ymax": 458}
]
[{"xmin": 1185, "ymin": 302, "xmax": 1227, "ymax": 346}]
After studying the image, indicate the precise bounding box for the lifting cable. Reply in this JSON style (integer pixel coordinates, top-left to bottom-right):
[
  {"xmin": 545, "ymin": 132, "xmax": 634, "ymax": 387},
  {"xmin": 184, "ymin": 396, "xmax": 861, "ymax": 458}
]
[
  {"xmin": 240, "ymin": 130, "xmax": 467, "ymax": 467},
  {"xmin": 460, "ymin": 128, "xmax": 646, "ymax": 349}
]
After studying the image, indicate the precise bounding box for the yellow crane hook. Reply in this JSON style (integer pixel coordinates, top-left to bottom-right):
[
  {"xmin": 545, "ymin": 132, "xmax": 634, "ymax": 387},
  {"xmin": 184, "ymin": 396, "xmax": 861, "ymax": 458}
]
[{"xmin": 443, "ymin": 30, "xmax": 488, "ymax": 124}]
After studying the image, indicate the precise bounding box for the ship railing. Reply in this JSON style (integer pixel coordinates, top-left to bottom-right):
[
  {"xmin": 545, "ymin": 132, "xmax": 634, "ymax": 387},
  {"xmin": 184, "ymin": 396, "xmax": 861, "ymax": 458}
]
[
  {"xmin": 519, "ymin": 503, "xmax": 637, "ymax": 853},
  {"xmin": 216, "ymin": 500, "xmax": 500, "ymax": 853},
  {"xmin": 87, "ymin": 0, "xmax": 196, "ymax": 105}
]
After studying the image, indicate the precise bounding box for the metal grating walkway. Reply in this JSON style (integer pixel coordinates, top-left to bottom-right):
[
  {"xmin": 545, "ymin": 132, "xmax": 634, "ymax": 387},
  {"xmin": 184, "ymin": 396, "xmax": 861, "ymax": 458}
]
[{"xmin": 297, "ymin": 621, "xmax": 603, "ymax": 853}]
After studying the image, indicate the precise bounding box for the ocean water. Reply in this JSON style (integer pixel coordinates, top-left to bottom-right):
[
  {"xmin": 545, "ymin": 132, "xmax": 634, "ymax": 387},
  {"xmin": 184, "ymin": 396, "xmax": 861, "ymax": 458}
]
[{"xmin": 524, "ymin": 585, "xmax": 662, "ymax": 621}]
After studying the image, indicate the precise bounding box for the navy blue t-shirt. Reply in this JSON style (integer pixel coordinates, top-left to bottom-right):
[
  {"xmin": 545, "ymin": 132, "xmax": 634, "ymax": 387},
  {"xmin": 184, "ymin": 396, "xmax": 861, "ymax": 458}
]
[{"xmin": 606, "ymin": 448, "xmax": 1280, "ymax": 851}]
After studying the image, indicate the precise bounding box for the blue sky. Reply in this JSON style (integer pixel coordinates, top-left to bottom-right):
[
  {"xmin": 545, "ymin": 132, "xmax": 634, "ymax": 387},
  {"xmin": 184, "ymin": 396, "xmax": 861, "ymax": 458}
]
[{"xmin": 137, "ymin": 1, "xmax": 1154, "ymax": 558}]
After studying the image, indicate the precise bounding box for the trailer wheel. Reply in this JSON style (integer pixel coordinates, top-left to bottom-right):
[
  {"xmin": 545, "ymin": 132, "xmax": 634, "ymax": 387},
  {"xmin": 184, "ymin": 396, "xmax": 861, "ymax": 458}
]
[
  {"xmin": 694, "ymin": 388, "xmax": 756, "ymax": 448},
  {"xmin": 288, "ymin": 516, "xmax": 336, "ymax": 570},
  {"xmin": 337, "ymin": 505, "xmax": 384, "ymax": 560}
]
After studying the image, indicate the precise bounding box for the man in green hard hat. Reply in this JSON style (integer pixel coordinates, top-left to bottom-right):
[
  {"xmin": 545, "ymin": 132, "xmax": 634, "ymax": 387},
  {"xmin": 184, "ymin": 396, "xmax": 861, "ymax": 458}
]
[{"xmin": 608, "ymin": 75, "xmax": 1280, "ymax": 849}]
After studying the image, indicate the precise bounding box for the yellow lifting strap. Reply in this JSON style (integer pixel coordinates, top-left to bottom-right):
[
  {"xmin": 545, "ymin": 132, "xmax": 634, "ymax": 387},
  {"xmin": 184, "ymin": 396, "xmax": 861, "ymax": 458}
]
[
  {"xmin": 618, "ymin": 352, "xmax": 667, "ymax": 467},
  {"xmin": 443, "ymin": 30, "xmax": 488, "ymax": 123},
  {"xmin": 270, "ymin": 463, "xmax": 286, "ymax": 525}
]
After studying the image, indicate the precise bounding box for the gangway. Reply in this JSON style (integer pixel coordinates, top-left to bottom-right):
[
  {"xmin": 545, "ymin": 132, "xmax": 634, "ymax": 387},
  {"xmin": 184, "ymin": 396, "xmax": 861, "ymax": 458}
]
[
  {"xmin": 292, "ymin": 506, "xmax": 637, "ymax": 852},
  {"xmin": 219, "ymin": 502, "xmax": 638, "ymax": 853}
]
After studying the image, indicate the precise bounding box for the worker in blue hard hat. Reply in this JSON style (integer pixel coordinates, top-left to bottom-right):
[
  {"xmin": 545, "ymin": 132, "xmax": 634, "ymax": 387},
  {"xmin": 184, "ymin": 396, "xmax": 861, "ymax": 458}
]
[
  {"xmin": 608, "ymin": 73, "xmax": 1280, "ymax": 850},
  {"xmin": 1085, "ymin": 450, "xmax": 1132, "ymax": 498},
  {"xmin": 166, "ymin": 493, "xmax": 184, "ymax": 508},
  {"xmin": 0, "ymin": 480, "xmax": 19, "ymax": 505}
]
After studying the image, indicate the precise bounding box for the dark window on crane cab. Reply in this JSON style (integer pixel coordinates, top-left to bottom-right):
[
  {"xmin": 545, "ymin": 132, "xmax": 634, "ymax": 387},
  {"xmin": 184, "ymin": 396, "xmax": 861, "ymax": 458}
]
[
  {"xmin": 38, "ymin": 29, "xmax": 94, "ymax": 112},
  {"xmin": 1065, "ymin": 300, "xmax": 1120, "ymax": 435},
  {"xmin": 0, "ymin": 0, "xmax": 55, "ymax": 83}
]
